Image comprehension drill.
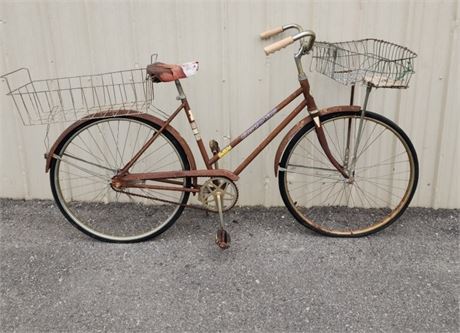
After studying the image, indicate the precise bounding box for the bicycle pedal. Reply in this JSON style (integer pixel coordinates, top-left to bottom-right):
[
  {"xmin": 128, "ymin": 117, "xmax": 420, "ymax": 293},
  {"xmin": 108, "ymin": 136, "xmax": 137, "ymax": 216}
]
[{"xmin": 215, "ymin": 228, "xmax": 231, "ymax": 249}]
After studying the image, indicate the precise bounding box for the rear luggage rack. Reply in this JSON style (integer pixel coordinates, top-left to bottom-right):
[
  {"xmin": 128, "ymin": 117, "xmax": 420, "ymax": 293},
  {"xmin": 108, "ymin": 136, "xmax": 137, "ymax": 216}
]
[{"xmin": 1, "ymin": 67, "xmax": 154, "ymax": 125}]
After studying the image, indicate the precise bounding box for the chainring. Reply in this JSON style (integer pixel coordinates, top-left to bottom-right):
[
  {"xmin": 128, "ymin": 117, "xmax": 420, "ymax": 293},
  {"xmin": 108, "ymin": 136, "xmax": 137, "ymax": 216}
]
[{"xmin": 198, "ymin": 177, "xmax": 239, "ymax": 212}]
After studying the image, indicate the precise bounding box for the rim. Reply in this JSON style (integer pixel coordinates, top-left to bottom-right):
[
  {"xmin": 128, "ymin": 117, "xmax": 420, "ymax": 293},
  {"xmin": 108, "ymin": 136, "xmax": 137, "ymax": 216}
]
[
  {"xmin": 53, "ymin": 118, "xmax": 186, "ymax": 241},
  {"xmin": 283, "ymin": 113, "xmax": 416, "ymax": 235}
]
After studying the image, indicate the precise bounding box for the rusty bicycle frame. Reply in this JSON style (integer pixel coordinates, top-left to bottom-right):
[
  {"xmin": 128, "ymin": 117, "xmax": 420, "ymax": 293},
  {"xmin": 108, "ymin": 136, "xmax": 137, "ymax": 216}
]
[
  {"xmin": 110, "ymin": 25, "xmax": 353, "ymax": 195},
  {"xmin": 0, "ymin": 21, "xmax": 419, "ymax": 246},
  {"xmin": 111, "ymin": 80, "xmax": 348, "ymax": 194}
]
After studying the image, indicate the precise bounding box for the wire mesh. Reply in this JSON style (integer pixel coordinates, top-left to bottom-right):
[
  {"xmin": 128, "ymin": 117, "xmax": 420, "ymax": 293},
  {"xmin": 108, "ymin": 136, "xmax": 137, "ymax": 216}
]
[
  {"xmin": 311, "ymin": 39, "xmax": 417, "ymax": 88},
  {"xmin": 1, "ymin": 67, "xmax": 154, "ymax": 126}
]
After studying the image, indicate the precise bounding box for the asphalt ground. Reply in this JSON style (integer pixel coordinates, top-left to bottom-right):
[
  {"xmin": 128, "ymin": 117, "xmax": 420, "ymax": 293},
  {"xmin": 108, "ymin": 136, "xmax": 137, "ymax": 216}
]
[{"xmin": 1, "ymin": 198, "xmax": 458, "ymax": 332}]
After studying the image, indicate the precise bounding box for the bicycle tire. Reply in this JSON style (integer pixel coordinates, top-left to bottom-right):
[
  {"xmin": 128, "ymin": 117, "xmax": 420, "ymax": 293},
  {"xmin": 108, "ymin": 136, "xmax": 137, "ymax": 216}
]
[
  {"xmin": 50, "ymin": 116, "xmax": 191, "ymax": 242},
  {"xmin": 278, "ymin": 110, "xmax": 418, "ymax": 237}
]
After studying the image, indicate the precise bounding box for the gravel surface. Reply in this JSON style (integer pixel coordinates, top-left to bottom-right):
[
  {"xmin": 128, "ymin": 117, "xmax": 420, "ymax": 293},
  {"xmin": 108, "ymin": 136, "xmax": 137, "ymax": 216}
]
[{"xmin": 1, "ymin": 198, "xmax": 458, "ymax": 332}]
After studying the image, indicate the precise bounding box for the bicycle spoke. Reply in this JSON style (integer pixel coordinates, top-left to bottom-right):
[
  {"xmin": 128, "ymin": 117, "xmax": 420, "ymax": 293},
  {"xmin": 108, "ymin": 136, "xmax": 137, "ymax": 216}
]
[
  {"xmin": 355, "ymin": 176, "xmax": 408, "ymax": 191},
  {"xmin": 86, "ymin": 126, "xmax": 115, "ymax": 170},
  {"xmin": 53, "ymin": 117, "xmax": 189, "ymax": 241},
  {"xmin": 304, "ymin": 179, "xmax": 343, "ymax": 199},
  {"xmin": 282, "ymin": 113, "xmax": 416, "ymax": 235},
  {"xmin": 106, "ymin": 120, "xmax": 124, "ymax": 166},
  {"xmin": 129, "ymin": 123, "xmax": 142, "ymax": 165},
  {"xmin": 297, "ymin": 139, "xmax": 332, "ymax": 168},
  {"xmin": 69, "ymin": 185, "xmax": 109, "ymax": 200},
  {"xmin": 354, "ymin": 182, "xmax": 381, "ymax": 208},
  {"xmin": 70, "ymin": 139, "xmax": 106, "ymax": 165},
  {"xmin": 120, "ymin": 120, "xmax": 132, "ymax": 166},
  {"xmin": 355, "ymin": 121, "xmax": 378, "ymax": 160},
  {"xmin": 135, "ymin": 141, "xmax": 168, "ymax": 166},
  {"xmin": 58, "ymin": 170, "xmax": 106, "ymax": 182},
  {"xmin": 89, "ymin": 186, "xmax": 110, "ymax": 203},
  {"xmin": 147, "ymin": 157, "xmax": 175, "ymax": 171},
  {"xmin": 355, "ymin": 158, "xmax": 409, "ymax": 172},
  {"xmin": 356, "ymin": 178, "xmax": 406, "ymax": 199},
  {"xmin": 58, "ymin": 158, "xmax": 109, "ymax": 181},
  {"xmin": 286, "ymin": 163, "xmax": 339, "ymax": 173},
  {"xmin": 62, "ymin": 152, "xmax": 117, "ymax": 172},
  {"xmin": 353, "ymin": 181, "xmax": 391, "ymax": 207},
  {"xmin": 323, "ymin": 123, "xmax": 344, "ymax": 164},
  {"xmin": 291, "ymin": 151, "xmax": 332, "ymax": 169},
  {"xmin": 355, "ymin": 126, "xmax": 387, "ymax": 163},
  {"xmin": 94, "ymin": 122, "xmax": 118, "ymax": 167},
  {"xmin": 60, "ymin": 179, "xmax": 108, "ymax": 192},
  {"xmin": 290, "ymin": 177, "xmax": 342, "ymax": 193},
  {"xmin": 284, "ymin": 167, "xmax": 343, "ymax": 181}
]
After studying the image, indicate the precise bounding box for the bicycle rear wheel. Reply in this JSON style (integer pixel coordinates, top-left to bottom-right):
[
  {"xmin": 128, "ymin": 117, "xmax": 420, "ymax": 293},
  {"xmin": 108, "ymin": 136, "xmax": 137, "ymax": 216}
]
[
  {"xmin": 50, "ymin": 116, "xmax": 191, "ymax": 242},
  {"xmin": 279, "ymin": 111, "xmax": 418, "ymax": 236}
]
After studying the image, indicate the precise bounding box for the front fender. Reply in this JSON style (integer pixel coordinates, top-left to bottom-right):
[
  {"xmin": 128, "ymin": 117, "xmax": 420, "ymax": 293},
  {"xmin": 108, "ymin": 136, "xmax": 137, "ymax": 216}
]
[
  {"xmin": 273, "ymin": 105, "xmax": 361, "ymax": 176},
  {"xmin": 45, "ymin": 110, "xmax": 197, "ymax": 173}
]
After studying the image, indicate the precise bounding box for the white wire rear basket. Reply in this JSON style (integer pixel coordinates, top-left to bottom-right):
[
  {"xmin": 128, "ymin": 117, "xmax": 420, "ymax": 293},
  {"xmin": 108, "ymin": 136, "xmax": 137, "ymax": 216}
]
[
  {"xmin": 311, "ymin": 39, "xmax": 417, "ymax": 88},
  {"xmin": 1, "ymin": 67, "xmax": 154, "ymax": 125}
]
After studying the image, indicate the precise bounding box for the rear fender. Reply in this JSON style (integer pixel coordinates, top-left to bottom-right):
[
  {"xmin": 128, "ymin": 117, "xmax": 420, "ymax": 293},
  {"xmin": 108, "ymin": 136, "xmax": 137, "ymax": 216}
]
[
  {"xmin": 45, "ymin": 110, "xmax": 197, "ymax": 173},
  {"xmin": 274, "ymin": 105, "xmax": 361, "ymax": 176}
]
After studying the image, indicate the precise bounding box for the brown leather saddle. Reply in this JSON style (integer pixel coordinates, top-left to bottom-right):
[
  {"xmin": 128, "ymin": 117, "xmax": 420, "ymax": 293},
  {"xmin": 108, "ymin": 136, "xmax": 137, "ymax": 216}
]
[{"xmin": 147, "ymin": 61, "xmax": 199, "ymax": 83}]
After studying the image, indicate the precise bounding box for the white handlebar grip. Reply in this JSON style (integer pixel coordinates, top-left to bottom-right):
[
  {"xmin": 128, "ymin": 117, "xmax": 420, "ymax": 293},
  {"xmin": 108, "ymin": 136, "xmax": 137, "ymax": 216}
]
[
  {"xmin": 260, "ymin": 26, "xmax": 283, "ymax": 39},
  {"xmin": 264, "ymin": 36, "xmax": 294, "ymax": 55}
]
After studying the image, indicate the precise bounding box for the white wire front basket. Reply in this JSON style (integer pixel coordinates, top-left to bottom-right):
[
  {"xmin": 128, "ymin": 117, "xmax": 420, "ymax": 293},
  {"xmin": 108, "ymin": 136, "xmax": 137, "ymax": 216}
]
[
  {"xmin": 1, "ymin": 67, "xmax": 154, "ymax": 126},
  {"xmin": 311, "ymin": 39, "xmax": 417, "ymax": 88}
]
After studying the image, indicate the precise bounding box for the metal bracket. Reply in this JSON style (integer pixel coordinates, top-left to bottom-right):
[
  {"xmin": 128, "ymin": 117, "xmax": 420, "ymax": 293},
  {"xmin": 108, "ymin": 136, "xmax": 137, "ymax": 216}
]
[{"xmin": 308, "ymin": 109, "xmax": 321, "ymax": 127}]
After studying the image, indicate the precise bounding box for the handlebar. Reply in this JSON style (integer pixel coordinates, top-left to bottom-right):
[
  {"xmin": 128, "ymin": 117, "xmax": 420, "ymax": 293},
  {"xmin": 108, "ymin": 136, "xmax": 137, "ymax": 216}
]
[
  {"xmin": 264, "ymin": 36, "xmax": 294, "ymax": 55},
  {"xmin": 260, "ymin": 26, "xmax": 283, "ymax": 39},
  {"xmin": 260, "ymin": 24, "xmax": 316, "ymax": 56}
]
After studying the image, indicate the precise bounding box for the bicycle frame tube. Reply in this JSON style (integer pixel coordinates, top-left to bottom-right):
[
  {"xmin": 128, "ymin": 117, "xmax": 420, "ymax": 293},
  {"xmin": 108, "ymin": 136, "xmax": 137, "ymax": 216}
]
[
  {"xmin": 118, "ymin": 102, "xmax": 186, "ymax": 174},
  {"xmin": 119, "ymin": 77, "xmax": 346, "ymax": 180},
  {"xmin": 234, "ymin": 98, "xmax": 307, "ymax": 175},
  {"xmin": 119, "ymin": 85, "xmax": 305, "ymax": 177},
  {"xmin": 209, "ymin": 87, "xmax": 304, "ymax": 171}
]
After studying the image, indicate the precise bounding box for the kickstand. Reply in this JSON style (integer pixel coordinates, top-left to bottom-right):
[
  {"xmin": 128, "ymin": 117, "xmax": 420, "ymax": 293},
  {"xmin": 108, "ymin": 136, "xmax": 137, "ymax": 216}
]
[{"xmin": 215, "ymin": 192, "xmax": 230, "ymax": 249}]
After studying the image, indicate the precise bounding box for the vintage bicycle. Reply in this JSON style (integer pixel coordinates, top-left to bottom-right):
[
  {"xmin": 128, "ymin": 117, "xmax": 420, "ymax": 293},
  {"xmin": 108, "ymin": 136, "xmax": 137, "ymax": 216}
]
[{"xmin": 1, "ymin": 24, "xmax": 418, "ymax": 249}]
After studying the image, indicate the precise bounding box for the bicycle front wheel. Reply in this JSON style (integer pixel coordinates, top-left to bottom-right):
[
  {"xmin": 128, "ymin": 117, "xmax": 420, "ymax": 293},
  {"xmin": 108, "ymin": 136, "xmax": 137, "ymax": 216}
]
[
  {"xmin": 50, "ymin": 116, "xmax": 191, "ymax": 242},
  {"xmin": 279, "ymin": 111, "xmax": 418, "ymax": 236}
]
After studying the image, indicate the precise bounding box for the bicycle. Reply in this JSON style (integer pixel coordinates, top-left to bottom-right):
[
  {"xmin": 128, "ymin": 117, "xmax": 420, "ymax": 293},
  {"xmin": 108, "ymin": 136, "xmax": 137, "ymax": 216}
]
[{"xmin": 1, "ymin": 23, "xmax": 418, "ymax": 249}]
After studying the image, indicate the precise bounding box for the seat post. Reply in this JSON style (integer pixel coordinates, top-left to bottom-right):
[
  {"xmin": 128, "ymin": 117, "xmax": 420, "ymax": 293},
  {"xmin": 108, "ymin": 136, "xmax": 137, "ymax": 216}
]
[{"xmin": 174, "ymin": 80, "xmax": 186, "ymax": 100}]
